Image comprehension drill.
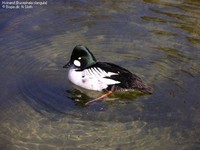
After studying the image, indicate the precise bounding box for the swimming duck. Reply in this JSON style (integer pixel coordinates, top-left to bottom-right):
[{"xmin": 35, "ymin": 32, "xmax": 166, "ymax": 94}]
[{"xmin": 63, "ymin": 45, "xmax": 154, "ymax": 105}]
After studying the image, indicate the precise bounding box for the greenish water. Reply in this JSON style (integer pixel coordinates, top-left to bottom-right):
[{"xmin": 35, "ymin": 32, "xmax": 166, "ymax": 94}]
[{"xmin": 0, "ymin": 0, "xmax": 200, "ymax": 149}]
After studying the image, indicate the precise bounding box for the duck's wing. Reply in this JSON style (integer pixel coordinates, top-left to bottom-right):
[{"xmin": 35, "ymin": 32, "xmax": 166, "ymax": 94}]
[{"xmin": 90, "ymin": 62, "xmax": 154, "ymax": 93}]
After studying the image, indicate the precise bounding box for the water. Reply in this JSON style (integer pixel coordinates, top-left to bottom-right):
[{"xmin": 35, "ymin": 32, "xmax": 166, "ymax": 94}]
[{"xmin": 0, "ymin": 0, "xmax": 200, "ymax": 149}]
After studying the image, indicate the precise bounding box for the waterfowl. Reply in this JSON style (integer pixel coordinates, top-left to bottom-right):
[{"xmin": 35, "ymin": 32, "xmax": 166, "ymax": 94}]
[{"xmin": 63, "ymin": 45, "xmax": 153, "ymax": 105}]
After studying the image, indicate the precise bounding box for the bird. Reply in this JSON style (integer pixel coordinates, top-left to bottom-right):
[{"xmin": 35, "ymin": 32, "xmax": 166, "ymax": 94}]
[{"xmin": 63, "ymin": 45, "xmax": 154, "ymax": 105}]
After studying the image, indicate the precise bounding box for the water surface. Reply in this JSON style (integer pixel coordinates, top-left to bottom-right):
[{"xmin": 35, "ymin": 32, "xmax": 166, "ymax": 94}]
[{"xmin": 0, "ymin": 0, "xmax": 200, "ymax": 149}]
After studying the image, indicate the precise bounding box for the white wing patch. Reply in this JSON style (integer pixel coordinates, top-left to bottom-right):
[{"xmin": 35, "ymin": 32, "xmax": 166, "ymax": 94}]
[
  {"xmin": 84, "ymin": 67, "xmax": 118, "ymax": 77},
  {"xmin": 68, "ymin": 66, "xmax": 120, "ymax": 91},
  {"xmin": 83, "ymin": 67, "xmax": 120, "ymax": 85}
]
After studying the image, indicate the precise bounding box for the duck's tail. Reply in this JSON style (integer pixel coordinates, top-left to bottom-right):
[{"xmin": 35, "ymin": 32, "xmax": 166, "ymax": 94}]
[
  {"xmin": 132, "ymin": 75, "xmax": 154, "ymax": 94},
  {"xmin": 139, "ymin": 86, "xmax": 154, "ymax": 94}
]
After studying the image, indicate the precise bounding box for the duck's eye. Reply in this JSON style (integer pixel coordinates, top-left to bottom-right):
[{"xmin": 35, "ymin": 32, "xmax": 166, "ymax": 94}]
[
  {"xmin": 78, "ymin": 57, "xmax": 81, "ymax": 60},
  {"xmin": 73, "ymin": 60, "xmax": 81, "ymax": 67}
]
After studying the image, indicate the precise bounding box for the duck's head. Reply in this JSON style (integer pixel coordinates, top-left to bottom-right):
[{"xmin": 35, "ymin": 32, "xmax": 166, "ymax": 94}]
[{"xmin": 63, "ymin": 45, "xmax": 97, "ymax": 70}]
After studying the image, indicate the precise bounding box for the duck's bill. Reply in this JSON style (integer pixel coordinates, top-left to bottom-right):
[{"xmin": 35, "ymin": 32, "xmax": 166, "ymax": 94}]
[{"xmin": 63, "ymin": 61, "xmax": 71, "ymax": 68}]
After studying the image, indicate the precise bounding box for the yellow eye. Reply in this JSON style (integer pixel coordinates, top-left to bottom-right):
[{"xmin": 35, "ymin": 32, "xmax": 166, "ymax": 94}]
[{"xmin": 78, "ymin": 57, "xmax": 81, "ymax": 60}]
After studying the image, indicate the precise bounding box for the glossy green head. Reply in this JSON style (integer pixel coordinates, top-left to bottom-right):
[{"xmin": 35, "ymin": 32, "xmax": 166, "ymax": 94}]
[{"xmin": 63, "ymin": 45, "xmax": 97, "ymax": 70}]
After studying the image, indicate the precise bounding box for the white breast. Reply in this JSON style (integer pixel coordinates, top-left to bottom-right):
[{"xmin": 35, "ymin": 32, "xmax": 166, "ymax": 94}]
[{"xmin": 67, "ymin": 67, "xmax": 120, "ymax": 91}]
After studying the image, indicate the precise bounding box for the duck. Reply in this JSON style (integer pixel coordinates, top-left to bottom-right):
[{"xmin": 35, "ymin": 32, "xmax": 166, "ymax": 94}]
[{"xmin": 63, "ymin": 45, "xmax": 154, "ymax": 105}]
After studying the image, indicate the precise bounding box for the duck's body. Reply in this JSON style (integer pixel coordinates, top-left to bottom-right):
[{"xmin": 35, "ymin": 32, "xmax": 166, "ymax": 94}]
[
  {"xmin": 63, "ymin": 45, "xmax": 154, "ymax": 94},
  {"xmin": 68, "ymin": 62, "xmax": 120, "ymax": 91}
]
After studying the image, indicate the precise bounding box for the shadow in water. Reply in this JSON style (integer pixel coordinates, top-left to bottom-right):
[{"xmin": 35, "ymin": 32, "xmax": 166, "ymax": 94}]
[
  {"xmin": 19, "ymin": 73, "xmax": 149, "ymax": 117},
  {"xmin": 65, "ymin": 88, "xmax": 146, "ymax": 107}
]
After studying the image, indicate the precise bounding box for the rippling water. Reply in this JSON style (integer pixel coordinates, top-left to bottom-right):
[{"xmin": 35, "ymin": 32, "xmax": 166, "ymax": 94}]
[{"xmin": 0, "ymin": 0, "xmax": 200, "ymax": 149}]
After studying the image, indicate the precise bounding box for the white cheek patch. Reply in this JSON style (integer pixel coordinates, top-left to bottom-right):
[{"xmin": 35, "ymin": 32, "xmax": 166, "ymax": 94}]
[{"xmin": 73, "ymin": 60, "xmax": 81, "ymax": 67}]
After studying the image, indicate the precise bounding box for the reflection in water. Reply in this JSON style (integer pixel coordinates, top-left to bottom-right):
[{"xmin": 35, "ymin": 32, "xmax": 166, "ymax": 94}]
[{"xmin": 0, "ymin": 0, "xmax": 200, "ymax": 149}]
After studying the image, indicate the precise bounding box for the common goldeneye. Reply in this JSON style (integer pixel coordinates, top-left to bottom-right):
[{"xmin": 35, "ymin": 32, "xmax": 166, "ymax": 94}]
[{"xmin": 63, "ymin": 45, "xmax": 153, "ymax": 105}]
